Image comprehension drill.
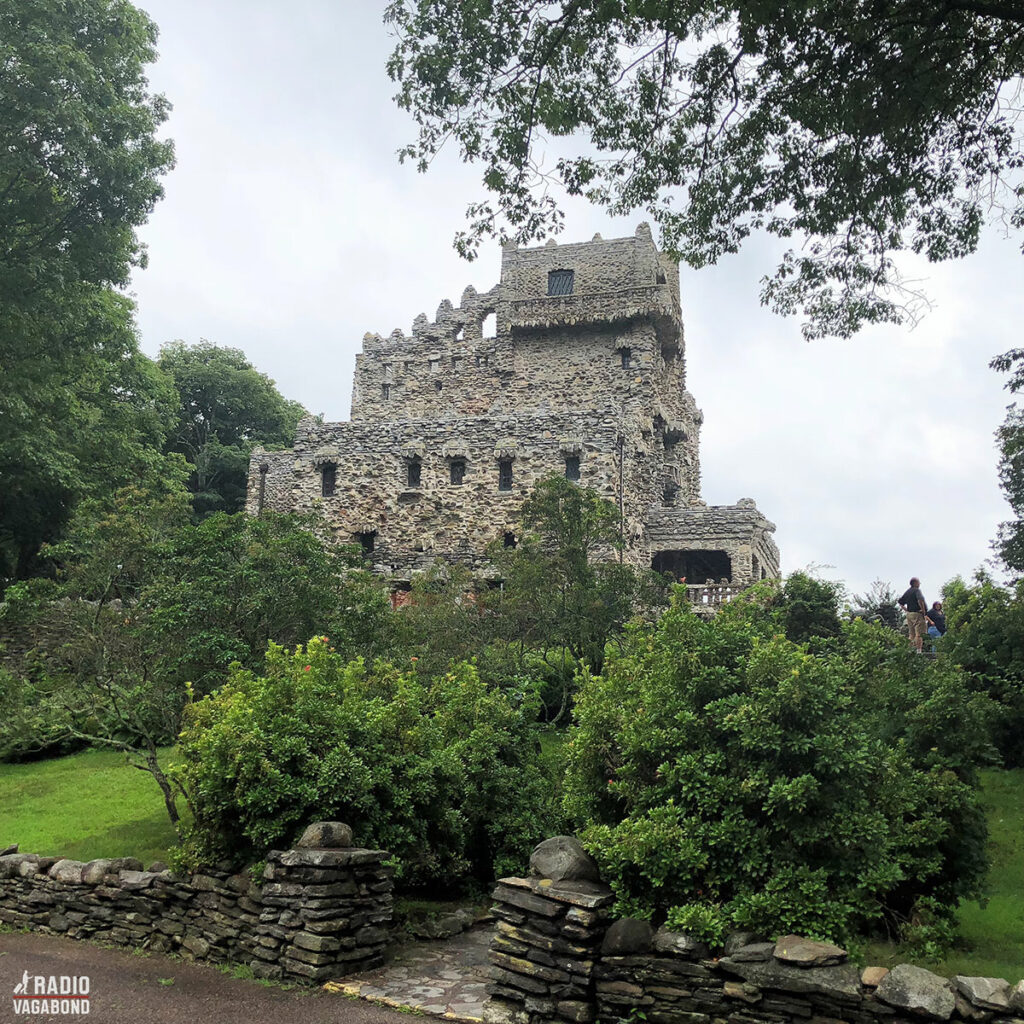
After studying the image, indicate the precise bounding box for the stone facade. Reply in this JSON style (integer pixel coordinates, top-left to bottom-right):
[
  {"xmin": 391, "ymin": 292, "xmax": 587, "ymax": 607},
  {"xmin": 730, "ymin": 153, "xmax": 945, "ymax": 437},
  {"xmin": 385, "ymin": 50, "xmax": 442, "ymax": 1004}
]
[
  {"xmin": 0, "ymin": 825, "xmax": 392, "ymax": 984},
  {"xmin": 248, "ymin": 225, "xmax": 779, "ymax": 586}
]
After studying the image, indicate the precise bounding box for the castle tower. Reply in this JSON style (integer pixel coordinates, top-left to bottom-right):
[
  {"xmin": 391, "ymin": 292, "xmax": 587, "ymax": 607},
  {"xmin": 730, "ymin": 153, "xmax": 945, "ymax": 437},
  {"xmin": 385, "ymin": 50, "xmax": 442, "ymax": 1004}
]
[{"xmin": 247, "ymin": 226, "xmax": 778, "ymax": 587}]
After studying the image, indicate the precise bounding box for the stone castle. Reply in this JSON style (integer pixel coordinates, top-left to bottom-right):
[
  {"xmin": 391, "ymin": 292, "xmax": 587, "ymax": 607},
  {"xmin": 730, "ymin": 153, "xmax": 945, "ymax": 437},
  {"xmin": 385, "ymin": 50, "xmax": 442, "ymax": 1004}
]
[{"xmin": 247, "ymin": 225, "xmax": 779, "ymax": 590}]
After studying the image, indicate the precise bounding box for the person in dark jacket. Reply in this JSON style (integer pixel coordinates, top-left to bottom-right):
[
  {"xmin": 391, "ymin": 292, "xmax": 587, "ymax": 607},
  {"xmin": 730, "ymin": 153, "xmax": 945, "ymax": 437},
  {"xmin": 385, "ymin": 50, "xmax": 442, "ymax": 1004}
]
[{"xmin": 927, "ymin": 601, "xmax": 946, "ymax": 638}]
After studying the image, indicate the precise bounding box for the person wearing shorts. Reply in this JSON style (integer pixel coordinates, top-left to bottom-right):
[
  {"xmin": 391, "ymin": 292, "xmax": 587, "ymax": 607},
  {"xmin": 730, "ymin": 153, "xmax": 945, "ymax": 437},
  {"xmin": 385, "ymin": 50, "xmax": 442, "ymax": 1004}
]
[{"xmin": 898, "ymin": 577, "xmax": 928, "ymax": 653}]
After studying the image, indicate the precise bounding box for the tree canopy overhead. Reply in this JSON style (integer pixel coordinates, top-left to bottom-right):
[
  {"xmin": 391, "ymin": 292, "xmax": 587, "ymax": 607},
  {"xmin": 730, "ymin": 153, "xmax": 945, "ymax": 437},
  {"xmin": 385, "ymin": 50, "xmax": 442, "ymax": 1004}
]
[{"xmin": 386, "ymin": 0, "xmax": 1024, "ymax": 338}]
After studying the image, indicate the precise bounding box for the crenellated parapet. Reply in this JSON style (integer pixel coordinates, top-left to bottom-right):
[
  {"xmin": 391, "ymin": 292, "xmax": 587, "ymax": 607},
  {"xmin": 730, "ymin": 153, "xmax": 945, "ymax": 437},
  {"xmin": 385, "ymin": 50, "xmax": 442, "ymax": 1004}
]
[{"xmin": 248, "ymin": 227, "xmax": 779, "ymax": 591}]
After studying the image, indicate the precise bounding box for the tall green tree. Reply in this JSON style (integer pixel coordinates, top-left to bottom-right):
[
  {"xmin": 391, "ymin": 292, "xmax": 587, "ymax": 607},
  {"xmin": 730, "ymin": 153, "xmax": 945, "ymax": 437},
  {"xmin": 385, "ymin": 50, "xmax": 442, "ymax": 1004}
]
[
  {"xmin": 991, "ymin": 348, "xmax": 1024, "ymax": 575},
  {"xmin": 489, "ymin": 475, "xmax": 665, "ymax": 717},
  {"xmin": 0, "ymin": 0, "xmax": 175, "ymax": 581},
  {"xmin": 158, "ymin": 341, "xmax": 307, "ymax": 518},
  {"xmin": 386, "ymin": 0, "xmax": 1024, "ymax": 337}
]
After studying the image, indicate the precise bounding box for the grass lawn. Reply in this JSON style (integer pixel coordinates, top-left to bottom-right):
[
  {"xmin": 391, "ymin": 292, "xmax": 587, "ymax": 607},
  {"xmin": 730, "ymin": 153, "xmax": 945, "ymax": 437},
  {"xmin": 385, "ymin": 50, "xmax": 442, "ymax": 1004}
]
[
  {"xmin": 864, "ymin": 768, "xmax": 1024, "ymax": 983},
  {"xmin": 0, "ymin": 747, "xmax": 179, "ymax": 866}
]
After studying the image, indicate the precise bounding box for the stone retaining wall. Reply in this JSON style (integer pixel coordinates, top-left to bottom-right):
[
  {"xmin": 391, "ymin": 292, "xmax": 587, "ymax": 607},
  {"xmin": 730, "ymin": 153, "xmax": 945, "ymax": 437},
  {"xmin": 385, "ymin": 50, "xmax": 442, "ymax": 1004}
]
[
  {"xmin": 0, "ymin": 822, "xmax": 392, "ymax": 984},
  {"xmin": 485, "ymin": 838, "xmax": 1024, "ymax": 1024}
]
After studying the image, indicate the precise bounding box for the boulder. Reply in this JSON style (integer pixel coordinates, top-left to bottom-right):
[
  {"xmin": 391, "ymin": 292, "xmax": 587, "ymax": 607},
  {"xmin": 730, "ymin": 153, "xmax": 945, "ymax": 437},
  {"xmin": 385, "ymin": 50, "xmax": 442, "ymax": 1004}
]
[
  {"xmin": 719, "ymin": 956, "xmax": 862, "ymax": 1003},
  {"xmin": 861, "ymin": 966, "xmax": 890, "ymax": 988},
  {"xmin": 529, "ymin": 836, "xmax": 600, "ymax": 883},
  {"xmin": 48, "ymin": 859, "xmax": 86, "ymax": 884},
  {"xmin": 725, "ymin": 931, "xmax": 764, "ymax": 955},
  {"xmin": 774, "ymin": 934, "xmax": 847, "ymax": 967},
  {"xmin": 148, "ymin": 861, "xmax": 169, "ymax": 873},
  {"xmin": 0, "ymin": 854, "xmax": 36, "ymax": 878},
  {"xmin": 729, "ymin": 942, "xmax": 775, "ymax": 963},
  {"xmin": 875, "ymin": 963, "xmax": 955, "ymax": 1019},
  {"xmin": 0, "ymin": 843, "xmax": 17, "ymax": 856},
  {"xmin": 652, "ymin": 927, "xmax": 708, "ymax": 959},
  {"xmin": 1009, "ymin": 980, "xmax": 1024, "ymax": 1012},
  {"xmin": 953, "ymin": 977, "xmax": 1012, "ymax": 1012},
  {"xmin": 295, "ymin": 822, "xmax": 353, "ymax": 849},
  {"xmin": 82, "ymin": 859, "xmax": 116, "ymax": 884},
  {"xmin": 601, "ymin": 917, "xmax": 653, "ymax": 955}
]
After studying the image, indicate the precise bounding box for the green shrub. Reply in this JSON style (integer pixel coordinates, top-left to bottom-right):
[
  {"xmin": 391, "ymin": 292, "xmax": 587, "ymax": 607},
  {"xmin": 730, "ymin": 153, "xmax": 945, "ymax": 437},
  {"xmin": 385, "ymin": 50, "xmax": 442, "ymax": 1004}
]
[
  {"xmin": 563, "ymin": 599, "xmax": 992, "ymax": 945},
  {"xmin": 942, "ymin": 573, "xmax": 1024, "ymax": 767},
  {"xmin": 173, "ymin": 639, "xmax": 560, "ymax": 887}
]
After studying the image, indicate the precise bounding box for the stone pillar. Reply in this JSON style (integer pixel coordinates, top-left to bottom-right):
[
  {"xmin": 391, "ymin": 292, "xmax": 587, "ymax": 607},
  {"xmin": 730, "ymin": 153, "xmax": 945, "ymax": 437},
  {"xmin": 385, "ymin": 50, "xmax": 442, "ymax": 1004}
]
[
  {"xmin": 484, "ymin": 836, "xmax": 613, "ymax": 1024},
  {"xmin": 252, "ymin": 821, "xmax": 393, "ymax": 983}
]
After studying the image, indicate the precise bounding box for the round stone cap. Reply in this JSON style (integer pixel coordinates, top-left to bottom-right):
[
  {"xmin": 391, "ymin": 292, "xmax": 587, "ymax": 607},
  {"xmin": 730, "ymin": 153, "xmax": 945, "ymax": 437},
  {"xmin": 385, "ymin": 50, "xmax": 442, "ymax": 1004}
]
[
  {"xmin": 295, "ymin": 822, "xmax": 353, "ymax": 849},
  {"xmin": 529, "ymin": 836, "xmax": 600, "ymax": 883}
]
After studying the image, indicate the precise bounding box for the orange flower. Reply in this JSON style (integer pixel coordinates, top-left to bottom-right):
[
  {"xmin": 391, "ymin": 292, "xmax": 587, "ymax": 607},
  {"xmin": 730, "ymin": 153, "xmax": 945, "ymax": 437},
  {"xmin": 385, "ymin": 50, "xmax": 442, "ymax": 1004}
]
[{"xmin": 304, "ymin": 665, "xmax": 311, "ymax": 671}]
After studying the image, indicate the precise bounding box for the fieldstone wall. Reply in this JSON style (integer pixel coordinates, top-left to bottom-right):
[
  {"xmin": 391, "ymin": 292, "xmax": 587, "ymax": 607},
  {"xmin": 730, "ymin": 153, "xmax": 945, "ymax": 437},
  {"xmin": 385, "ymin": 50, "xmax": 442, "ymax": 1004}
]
[
  {"xmin": 247, "ymin": 225, "xmax": 779, "ymax": 587},
  {"xmin": 486, "ymin": 838, "xmax": 1024, "ymax": 1024},
  {"xmin": 0, "ymin": 822, "xmax": 392, "ymax": 984}
]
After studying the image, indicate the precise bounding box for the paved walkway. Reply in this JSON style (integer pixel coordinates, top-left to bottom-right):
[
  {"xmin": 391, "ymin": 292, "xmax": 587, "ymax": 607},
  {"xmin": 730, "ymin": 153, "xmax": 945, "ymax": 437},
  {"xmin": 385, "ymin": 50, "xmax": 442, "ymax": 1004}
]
[
  {"xmin": 325, "ymin": 926, "xmax": 492, "ymax": 1021},
  {"xmin": 0, "ymin": 931, "xmax": 418, "ymax": 1024}
]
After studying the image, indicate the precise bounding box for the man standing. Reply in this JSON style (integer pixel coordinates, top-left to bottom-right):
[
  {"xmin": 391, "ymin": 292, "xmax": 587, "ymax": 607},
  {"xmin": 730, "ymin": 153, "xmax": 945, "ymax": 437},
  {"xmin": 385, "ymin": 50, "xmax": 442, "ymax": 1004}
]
[{"xmin": 898, "ymin": 577, "xmax": 928, "ymax": 653}]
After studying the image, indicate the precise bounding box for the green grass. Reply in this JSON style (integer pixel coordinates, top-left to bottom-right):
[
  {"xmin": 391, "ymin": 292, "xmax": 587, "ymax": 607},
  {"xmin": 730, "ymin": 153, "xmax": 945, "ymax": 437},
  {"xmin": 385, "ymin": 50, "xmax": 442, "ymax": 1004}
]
[
  {"xmin": 864, "ymin": 768, "xmax": 1024, "ymax": 983},
  {"xmin": 0, "ymin": 747, "xmax": 179, "ymax": 865}
]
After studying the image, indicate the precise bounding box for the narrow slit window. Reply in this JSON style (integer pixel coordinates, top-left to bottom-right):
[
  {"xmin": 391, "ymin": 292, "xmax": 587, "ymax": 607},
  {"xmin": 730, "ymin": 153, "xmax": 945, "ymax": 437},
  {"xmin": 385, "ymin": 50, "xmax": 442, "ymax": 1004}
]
[
  {"xmin": 620, "ymin": 347, "xmax": 633, "ymax": 369},
  {"xmin": 435, "ymin": 380, "xmax": 443, "ymax": 392},
  {"xmin": 450, "ymin": 459, "xmax": 466, "ymax": 485},
  {"xmin": 548, "ymin": 269, "xmax": 574, "ymax": 296},
  {"xmin": 429, "ymin": 358, "xmax": 440, "ymax": 372},
  {"xmin": 498, "ymin": 458, "xmax": 513, "ymax": 491},
  {"xmin": 382, "ymin": 383, "xmax": 391, "ymax": 400},
  {"xmin": 564, "ymin": 455, "xmax": 581, "ymax": 482},
  {"xmin": 407, "ymin": 457, "xmax": 421, "ymax": 488},
  {"xmin": 356, "ymin": 531, "xmax": 375, "ymax": 554},
  {"xmin": 321, "ymin": 463, "xmax": 337, "ymax": 497}
]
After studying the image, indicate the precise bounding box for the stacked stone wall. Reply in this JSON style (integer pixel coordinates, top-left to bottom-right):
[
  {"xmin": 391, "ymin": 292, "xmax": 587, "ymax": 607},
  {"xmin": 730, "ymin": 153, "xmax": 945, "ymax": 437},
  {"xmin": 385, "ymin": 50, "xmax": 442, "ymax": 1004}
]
[
  {"xmin": 485, "ymin": 839, "xmax": 1024, "ymax": 1024},
  {"xmin": 487, "ymin": 839, "xmax": 615, "ymax": 1024},
  {"xmin": 0, "ymin": 824, "xmax": 391, "ymax": 984}
]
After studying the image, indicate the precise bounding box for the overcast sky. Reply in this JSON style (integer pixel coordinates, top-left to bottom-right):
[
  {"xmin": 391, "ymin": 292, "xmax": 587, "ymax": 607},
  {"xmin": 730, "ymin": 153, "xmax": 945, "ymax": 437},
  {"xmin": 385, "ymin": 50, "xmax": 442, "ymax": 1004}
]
[{"xmin": 130, "ymin": 1, "xmax": 1023, "ymax": 601}]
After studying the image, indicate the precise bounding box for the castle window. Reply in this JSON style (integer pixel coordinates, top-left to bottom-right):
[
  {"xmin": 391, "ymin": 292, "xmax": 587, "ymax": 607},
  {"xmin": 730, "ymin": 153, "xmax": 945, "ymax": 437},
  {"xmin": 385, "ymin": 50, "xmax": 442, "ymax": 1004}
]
[
  {"xmin": 407, "ymin": 457, "xmax": 422, "ymax": 488},
  {"xmin": 452, "ymin": 356, "xmax": 462, "ymax": 371},
  {"xmin": 355, "ymin": 531, "xmax": 375, "ymax": 554},
  {"xmin": 429, "ymin": 358, "xmax": 440, "ymax": 372},
  {"xmin": 503, "ymin": 531, "xmax": 517, "ymax": 549},
  {"xmin": 435, "ymin": 380, "xmax": 443, "ymax": 392},
  {"xmin": 656, "ymin": 270, "xmax": 667, "ymax": 284},
  {"xmin": 564, "ymin": 455, "xmax": 581, "ymax": 482},
  {"xmin": 475, "ymin": 353, "xmax": 489, "ymax": 367},
  {"xmin": 548, "ymin": 269, "xmax": 574, "ymax": 296},
  {"xmin": 450, "ymin": 458, "xmax": 466, "ymax": 485},
  {"xmin": 404, "ymin": 361, "xmax": 413, "ymax": 372},
  {"xmin": 619, "ymin": 347, "xmax": 633, "ymax": 369},
  {"xmin": 321, "ymin": 463, "xmax": 337, "ymax": 497},
  {"xmin": 382, "ymin": 383, "xmax": 391, "ymax": 400},
  {"xmin": 498, "ymin": 458, "xmax": 513, "ymax": 491},
  {"xmin": 482, "ymin": 312, "xmax": 496, "ymax": 337}
]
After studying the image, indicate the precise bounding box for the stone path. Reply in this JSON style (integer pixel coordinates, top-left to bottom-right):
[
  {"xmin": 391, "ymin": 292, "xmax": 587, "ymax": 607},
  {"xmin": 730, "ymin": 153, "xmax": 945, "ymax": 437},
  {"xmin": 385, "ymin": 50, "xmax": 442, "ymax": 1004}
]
[{"xmin": 324, "ymin": 925, "xmax": 492, "ymax": 1021}]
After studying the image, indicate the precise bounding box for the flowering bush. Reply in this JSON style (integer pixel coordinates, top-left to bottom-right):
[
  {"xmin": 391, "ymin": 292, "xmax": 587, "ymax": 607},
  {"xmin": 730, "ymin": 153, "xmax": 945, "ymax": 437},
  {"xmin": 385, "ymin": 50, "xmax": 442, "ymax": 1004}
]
[{"xmin": 173, "ymin": 639, "xmax": 559, "ymax": 886}]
